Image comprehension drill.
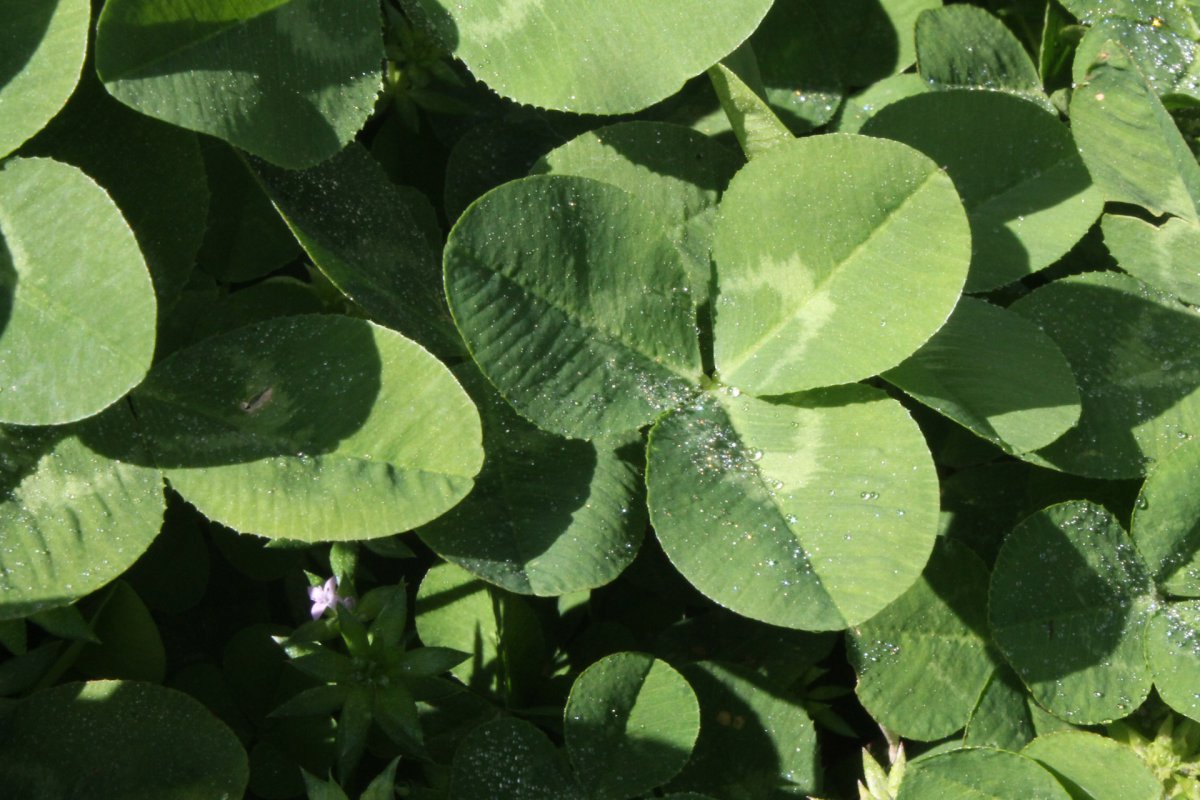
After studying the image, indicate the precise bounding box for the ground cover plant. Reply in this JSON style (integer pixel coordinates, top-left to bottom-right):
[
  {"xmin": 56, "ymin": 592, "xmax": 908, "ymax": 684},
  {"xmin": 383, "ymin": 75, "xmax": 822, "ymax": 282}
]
[{"xmin": 4, "ymin": 0, "xmax": 1200, "ymax": 797}]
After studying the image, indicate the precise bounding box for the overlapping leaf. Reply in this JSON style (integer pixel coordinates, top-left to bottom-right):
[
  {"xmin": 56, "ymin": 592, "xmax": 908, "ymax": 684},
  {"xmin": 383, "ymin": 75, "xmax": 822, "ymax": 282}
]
[
  {"xmin": 417, "ymin": 366, "xmax": 646, "ymax": 596},
  {"xmin": 0, "ymin": 418, "xmax": 164, "ymax": 621},
  {"xmin": 0, "ymin": 680, "xmax": 248, "ymax": 799},
  {"xmin": 399, "ymin": 0, "xmax": 774, "ymax": 113},
  {"xmin": 0, "ymin": 0, "xmax": 89, "ymax": 158},
  {"xmin": 0, "ymin": 157, "xmax": 156, "ymax": 426},
  {"xmin": 1011, "ymin": 271, "xmax": 1200, "ymax": 479},
  {"xmin": 848, "ymin": 538, "xmax": 998, "ymax": 740},
  {"xmin": 712, "ymin": 134, "xmax": 970, "ymax": 393},
  {"xmin": 648, "ymin": 386, "xmax": 939, "ymax": 631},
  {"xmin": 95, "ymin": 0, "xmax": 383, "ymax": 168},
  {"xmin": 883, "ymin": 298, "xmax": 1081, "ymax": 455},
  {"xmin": 126, "ymin": 315, "xmax": 482, "ymax": 541},
  {"xmin": 864, "ymin": 91, "xmax": 1101, "ymax": 292}
]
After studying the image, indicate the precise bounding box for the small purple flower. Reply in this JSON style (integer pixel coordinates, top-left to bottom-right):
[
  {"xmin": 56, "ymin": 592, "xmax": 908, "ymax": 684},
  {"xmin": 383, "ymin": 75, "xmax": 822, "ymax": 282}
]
[{"xmin": 308, "ymin": 577, "xmax": 355, "ymax": 619}]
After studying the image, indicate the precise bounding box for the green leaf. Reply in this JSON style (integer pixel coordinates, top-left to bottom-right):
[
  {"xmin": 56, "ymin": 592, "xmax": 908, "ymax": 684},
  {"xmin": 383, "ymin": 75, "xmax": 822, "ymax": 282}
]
[
  {"xmin": 0, "ymin": 421, "xmax": 165, "ymax": 621},
  {"xmin": 127, "ymin": 314, "xmax": 482, "ymax": 541},
  {"xmin": 848, "ymin": 538, "xmax": 998, "ymax": 741},
  {"xmin": 414, "ymin": 563, "xmax": 546, "ymax": 703},
  {"xmin": 1060, "ymin": 0, "xmax": 1199, "ymax": 34},
  {"xmin": 797, "ymin": 0, "xmax": 942, "ymax": 89},
  {"xmin": 647, "ymin": 385, "xmax": 939, "ymax": 631},
  {"xmin": 196, "ymin": 139, "xmax": 300, "ymax": 285},
  {"xmin": 372, "ymin": 682, "xmax": 423, "ymax": 751},
  {"xmin": 895, "ymin": 748, "xmax": 1071, "ymax": 800},
  {"xmin": 564, "ymin": 652, "xmax": 700, "ymax": 799},
  {"xmin": 1102, "ymin": 213, "xmax": 1200, "ymax": 306},
  {"xmin": 394, "ymin": 646, "xmax": 470, "ymax": 678},
  {"xmin": 20, "ymin": 65, "xmax": 210, "ymax": 312},
  {"xmin": 707, "ymin": 61, "xmax": 795, "ymax": 160},
  {"xmin": 748, "ymin": 0, "xmax": 843, "ymax": 134},
  {"xmin": 832, "ymin": 73, "xmax": 930, "ymax": 134},
  {"xmin": 1010, "ymin": 270, "xmax": 1200, "ymax": 479},
  {"xmin": 530, "ymin": 121, "xmax": 741, "ymax": 305},
  {"xmin": 883, "ymin": 298, "xmax": 1081, "ymax": 455},
  {"xmin": 989, "ymin": 501, "xmax": 1156, "ymax": 724},
  {"xmin": 964, "ymin": 664, "xmax": 1038, "ymax": 751},
  {"xmin": 0, "ymin": 680, "xmax": 248, "ymax": 799},
  {"xmin": 271, "ymin": 684, "xmax": 350, "ymax": 718},
  {"xmin": 337, "ymin": 685, "xmax": 372, "ymax": 779},
  {"xmin": 417, "ymin": 365, "xmax": 647, "ymax": 596},
  {"xmin": 75, "ymin": 581, "xmax": 166, "ymax": 683},
  {"xmin": 400, "ymin": 0, "xmax": 774, "ymax": 114},
  {"xmin": 1070, "ymin": 41, "xmax": 1200, "ymax": 221},
  {"xmin": 250, "ymin": 145, "xmax": 462, "ymax": 358},
  {"xmin": 668, "ymin": 661, "xmax": 819, "ymax": 799},
  {"xmin": 361, "ymin": 758, "xmax": 401, "ymax": 800},
  {"xmin": 1145, "ymin": 600, "xmax": 1200, "ymax": 721},
  {"xmin": 1022, "ymin": 730, "xmax": 1163, "ymax": 800},
  {"xmin": 95, "ymin": 0, "xmax": 383, "ymax": 169},
  {"xmin": 1133, "ymin": 439, "xmax": 1200, "ymax": 595},
  {"xmin": 711, "ymin": 134, "xmax": 969, "ymax": 394},
  {"xmin": 863, "ymin": 91, "xmax": 1101, "ymax": 292},
  {"xmin": 915, "ymin": 5, "xmax": 1052, "ymax": 108},
  {"xmin": 444, "ymin": 174, "xmax": 702, "ymax": 439},
  {"xmin": 449, "ymin": 717, "xmax": 584, "ymax": 800},
  {"xmin": 29, "ymin": 603, "xmax": 95, "ymax": 643},
  {"xmin": 0, "ymin": 157, "xmax": 156, "ymax": 426},
  {"xmin": 1073, "ymin": 16, "xmax": 1200, "ymax": 103},
  {"xmin": 302, "ymin": 771, "xmax": 352, "ymax": 800},
  {"xmin": 0, "ymin": 0, "xmax": 89, "ymax": 158}
]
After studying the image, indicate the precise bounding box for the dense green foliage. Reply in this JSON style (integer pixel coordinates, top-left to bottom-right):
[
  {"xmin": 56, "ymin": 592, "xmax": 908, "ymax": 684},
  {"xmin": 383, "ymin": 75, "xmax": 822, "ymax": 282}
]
[{"xmin": 3, "ymin": 0, "xmax": 1200, "ymax": 797}]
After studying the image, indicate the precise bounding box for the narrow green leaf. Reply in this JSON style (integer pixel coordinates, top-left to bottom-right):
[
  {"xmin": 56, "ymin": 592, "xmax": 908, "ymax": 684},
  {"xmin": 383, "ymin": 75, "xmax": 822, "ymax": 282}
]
[
  {"xmin": 708, "ymin": 62, "xmax": 795, "ymax": 160},
  {"xmin": 564, "ymin": 652, "xmax": 700, "ymax": 799},
  {"xmin": 336, "ymin": 686, "xmax": 373, "ymax": 780},
  {"xmin": 712, "ymin": 134, "xmax": 970, "ymax": 394},
  {"xmin": 989, "ymin": 501, "xmax": 1156, "ymax": 723},
  {"xmin": 0, "ymin": 157, "xmax": 156, "ymax": 425},
  {"xmin": 271, "ymin": 684, "xmax": 350, "ymax": 718},
  {"xmin": 95, "ymin": 0, "xmax": 383, "ymax": 168},
  {"xmin": 74, "ymin": 581, "xmax": 166, "ymax": 683}
]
